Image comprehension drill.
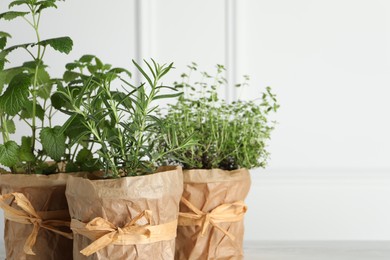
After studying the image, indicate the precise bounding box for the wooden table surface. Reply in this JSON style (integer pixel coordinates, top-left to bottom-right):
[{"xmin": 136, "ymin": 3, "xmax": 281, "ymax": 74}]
[{"xmin": 1, "ymin": 241, "xmax": 389, "ymax": 259}]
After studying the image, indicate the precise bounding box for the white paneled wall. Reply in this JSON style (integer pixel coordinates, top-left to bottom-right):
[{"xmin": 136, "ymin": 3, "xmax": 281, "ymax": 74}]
[{"xmin": 1, "ymin": 0, "xmax": 390, "ymax": 243}]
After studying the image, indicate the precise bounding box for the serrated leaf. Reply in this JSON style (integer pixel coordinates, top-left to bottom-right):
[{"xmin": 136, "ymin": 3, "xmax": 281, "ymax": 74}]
[
  {"xmin": 0, "ymin": 73, "xmax": 30, "ymax": 116},
  {"xmin": 23, "ymin": 61, "xmax": 51, "ymax": 86},
  {"xmin": 0, "ymin": 38, "xmax": 7, "ymax": 50},
  {"xmin": 0, "ymin": 11, "xmax": 29, "ymax": 21},
  {"xmin": 75, "ymin": 147, "xmax": 93, "ymax": 163},
  {"xmin": 20, "ymin": 100, "xmax": 45, "ymax": 120},
  {"xmin": 36, "ymin": 2, "xmax": 57, "ymax": 13},
  {"xmin": 9, "ymin": 0, "xmax": 29, "ymax": 8},
  {"xmin": 79, "ymin": 54, "xmax": 95, "ymax": 63},
  {"xmin": 65, "ymin": 62, "xmax": 79, "ymax": 70},
  {"xmin": 0, "ymin": 43, "xmax": 32, "ymax": 65},
  {"xmin": 37, "ymin": 37, "xmax": 73, "ymax": 54},
  {"xmin": 0, "ymin": 67, "xmax": 25, "ymax": 93},
  {"xmin": 63, "ymin": 70, "xmax": 81, "ymax": 82},
  {"xmin": 0, "ymin": 141, "xmax": 20, "ymax": 167},
  {"xmin": 40, "ymin": 126, "xmax": 66, "ymax": 161},
  {"xmin": 19, "ymin": 136, "xmax": 35, "ymax": 162}
]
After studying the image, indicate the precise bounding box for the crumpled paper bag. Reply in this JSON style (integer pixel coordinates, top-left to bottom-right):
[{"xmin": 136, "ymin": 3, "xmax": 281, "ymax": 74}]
[
  {"xmin": 66, "ymin": 166, "xmax": 183, "ymax": 260},
  {"xmin": 0, "ymin": 173, "xmax": 73, "ymax": 260},
  {"xmin": 175, "ymin": 168, "xmax": 251, "ymax": 260}
]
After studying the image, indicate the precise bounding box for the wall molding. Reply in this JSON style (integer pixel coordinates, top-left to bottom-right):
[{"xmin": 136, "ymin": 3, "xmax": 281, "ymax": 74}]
[
  {"xmin": 225, "ymin": 0, "xmax": 238, "ymax": 102},
  {"xmin": 135, "ymin": 0, "xmax": 154, "ymax": 84}
]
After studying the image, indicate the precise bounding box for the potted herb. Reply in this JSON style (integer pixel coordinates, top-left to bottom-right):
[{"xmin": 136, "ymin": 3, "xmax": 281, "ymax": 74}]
[
  {"xmin": 56, "ymin": 57, "xmax": 195, "ymax": 259},
  {"xmin": 0, "ymin": 0, "xmax": 75, "ymax": 259},
  {"xmin": 157, "ymin": 63, "xmax": 279, "ymax": 260}
]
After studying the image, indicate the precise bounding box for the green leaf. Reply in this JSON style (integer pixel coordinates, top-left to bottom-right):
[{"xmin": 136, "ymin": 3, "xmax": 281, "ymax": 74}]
[
  {"xmin": 20, "ymin": 100, "xmax": 45, "ymax": 120},
  {"xmin": 51, "ymin": 91, "xmax": 67, "ymax": 109},
  {"xmin": 75, "ymin": 147, "xmax": 93, "ymax": 163},
  {"xmin": 0, "ymin": 11, "xmax": 29, "ymax": 21},
  {"xmin": 0, "ymin": 73, "xmax": 30, "ymax": 116},
  {"xmin": 0, "ymin": 32, "xmax": 11, "ymax": 38},
  {"xmin": 37, "ymin": 37, "xmax": 73, "ymax": 54},
  {"xmin": 9, "ymin": 0, "xmax": 29, "ymax": 8},
  {"xmin": 0, "ymin": 141, "xmax": 20, "ymax": 167},
  {"xmin": 23, "ymin": 60, "xmax": 51, "ymax": 85},
  {"xmin": 154, "ymin": 92, "xmax": 183, "ymax": 100},
  {"xmin": 65, "ymin": 162, "xmax": 78, "ymax": 172},
  {"xmin": 63, "ymin": 70, "xmax": 81, "ymax": 82},
  {"xmin": 65, "ymin": 62, "xmax": 79, "ymax": 70},
  {"xmin": 19, "ymin": 136, "xmax": 35, "ymax": 162},
  {"xmin": 2, "ymin": 119, "xmax": 16, "ymax": 134},
  {"xmin": 0, "ymin": 67, "xmax": 25, "ymax": 93},
  {"xmin": 79, "ymin": 54, "xmax": 95, "ymax": 63},
  {"xmin": 133, "ymin": 59, "xmax": 153, "ymax": 87},
  {"xmin": 0, "ymin": 43, "xmax": 32, "ymax": 69},
  {"xmin": 40, "ymin": 126, "xmax": 66, "ymax": 161},
  {"xmin": 0, "ymin": 32, "xmax": 11, "ymax": 49},
  {"xmin": 36, "ymin": 1, "xmax": 57, "ymax": 13},
  {"xmin": 0, "ymin": 38, "xmax": 7, "ymax": 50}
]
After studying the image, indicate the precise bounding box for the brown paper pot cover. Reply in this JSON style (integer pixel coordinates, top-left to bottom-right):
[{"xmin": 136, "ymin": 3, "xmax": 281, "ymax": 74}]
[
  {"xmin": 175, "ymin": 168, "xmax": 251, "ymax": 260},
  {"xmin": 66, "ymin": 166, "xmax": 183, "ymax": 260},
  {"xmin": 0, "ymin": 173, "xmax": 73, "ymax": 260}
]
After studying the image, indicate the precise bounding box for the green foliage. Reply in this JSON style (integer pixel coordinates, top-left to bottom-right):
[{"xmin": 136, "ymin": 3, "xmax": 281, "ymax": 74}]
[
  {"xmin": 19, "ymin": 136, "xmax": 34, "ymax": 162},
  {"xmin": 0, "ymin": 141, "xmax": 20, "ymax": 167},
  {"xmin": 0, "ymin": 73, "xmax": 30, "ymax": 116},
  {"xmin": 158, "ymin": 64, "xmax": 279, "ymax": 170},
  {"xmin": 57, "ymin": 57, "xmax": 194, "ymax": 178},
  {"xmin": 0, "ymin": 11, "xmax": 29, "ymax": 21},
  {"xmin": 40, "ymin": 126, "xmax": 66, "ymax": 161},
  {"xmin": 0, "ymin": 0, "xmax": 73, "ymax": 173},
  {"xmin": 37, "ymin": 37, "xmax": 73, "ymax": 54}
]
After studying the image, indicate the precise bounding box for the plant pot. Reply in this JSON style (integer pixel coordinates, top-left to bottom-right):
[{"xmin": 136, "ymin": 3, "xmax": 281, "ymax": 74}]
[
  {"xmin": 175, "ymin": 168, "xmax": 251, "ymax": 260},
  {"xmin": 66, "ymin": 166, "xmax": 183, "ymax": 260},
  {"xmin": 0, "ymin": 173, "xmax": 74, "ymax": 260}
]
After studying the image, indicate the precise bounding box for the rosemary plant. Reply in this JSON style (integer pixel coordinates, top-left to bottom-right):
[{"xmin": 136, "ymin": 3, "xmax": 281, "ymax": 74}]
[
  {"xmin": 57, "ymin": 58, "xmax": 195, "ymax": 178},
  {"xmin": 158, "ymin": 63, "xmax": 279, "ymax": 170},
  {"xmin": 0, "ymin": 0, "xmax": 73, "ymax": 174}
]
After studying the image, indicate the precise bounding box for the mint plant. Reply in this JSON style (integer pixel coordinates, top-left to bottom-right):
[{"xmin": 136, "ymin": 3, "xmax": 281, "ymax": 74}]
[
  {"xmin": 0, "ymin": 0, "xmax": 73, "ymax": 173},
  {"xmin": 157, "ymin": 63, "xmax": 279, "ymax": 170},
  {"xmin": 56, "ymin": 58, "xmax": 196, "ymax": 178}
]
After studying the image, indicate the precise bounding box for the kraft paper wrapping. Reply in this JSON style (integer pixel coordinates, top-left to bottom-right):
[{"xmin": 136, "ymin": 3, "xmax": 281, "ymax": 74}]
[
  {"xmin": 66, "ymin": 166, "xmax": 183, "ymax": 260},
  {"xmin": 175, "ymin": 168, "xmax": 251, "ymax": 260},
  {"xmin": 0, "ymin": 173, "xmax": 74, "ymax": 260}
]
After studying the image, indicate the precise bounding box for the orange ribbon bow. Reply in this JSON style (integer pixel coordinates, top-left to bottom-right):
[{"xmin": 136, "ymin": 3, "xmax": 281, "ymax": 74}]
[
  {"xmin": 71, "ymin": 210, "xmax": 178, "ymax": 256},
  {"xmin": 0, "ymin": 192, "xmax": 73, "ymax": 255},
  {"xmin": 178, "ymin": 197, "xmax": 247, "ymax": 241}
]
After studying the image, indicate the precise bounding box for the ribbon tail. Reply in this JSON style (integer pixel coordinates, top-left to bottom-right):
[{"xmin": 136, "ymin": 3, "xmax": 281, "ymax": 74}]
[
  {"xmin": 80, "ymin": 231, "xmax": 117, "ymax": 256},
  {"xmin": 23, "ymin": 223, "xmax": 40, "ymax": 255},
  {"xmin": 201, "ymin": 215, "xmax": 210, "ymax": 237},
  {"xmin": 212, "ymin": 221, "xmax": 236, "ymax": 241}
]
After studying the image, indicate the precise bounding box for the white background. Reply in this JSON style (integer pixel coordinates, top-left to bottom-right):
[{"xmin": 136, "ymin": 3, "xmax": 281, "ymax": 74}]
[{"xmin": 1, "ymin": 0, "xmax": 390, "ymax": 242}]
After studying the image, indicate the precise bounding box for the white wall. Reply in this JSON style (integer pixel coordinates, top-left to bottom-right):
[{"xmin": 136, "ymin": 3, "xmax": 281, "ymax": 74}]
[{"xmin": 1, "ymin": 0, "xmax": 390, "ymax": 242}]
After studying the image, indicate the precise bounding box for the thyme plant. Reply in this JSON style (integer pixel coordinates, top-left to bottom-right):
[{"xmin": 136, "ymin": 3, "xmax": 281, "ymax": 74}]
[
  {"xmin": 0, "ymin": 0, "xmax": 73, "ymax": 174},
  {"xmin": 57, "ymin": 58, "xmax": 195, "ymax": 178},
  {"xmin": 158, "ymin": 63, "xmax": 279, "ymax": 170}
]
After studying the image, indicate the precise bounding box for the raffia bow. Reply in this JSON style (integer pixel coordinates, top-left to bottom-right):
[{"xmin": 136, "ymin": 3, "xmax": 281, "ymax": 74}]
[
  {"xmin": 0, "ymin": 192, "xmax": 73, "ymax": 255},
  {"xmin": 71, "ymin": 210, "xmax": 178, "ymax": 256},
  {"xmin": 178, "ymin": 197, "xmax": 247, "ymax": 241}
]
